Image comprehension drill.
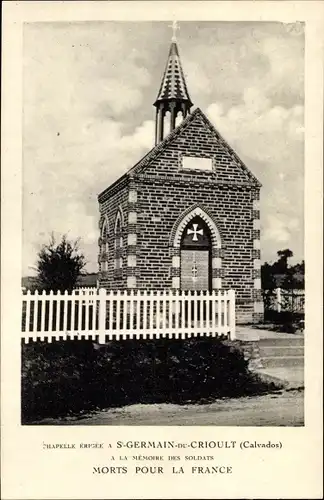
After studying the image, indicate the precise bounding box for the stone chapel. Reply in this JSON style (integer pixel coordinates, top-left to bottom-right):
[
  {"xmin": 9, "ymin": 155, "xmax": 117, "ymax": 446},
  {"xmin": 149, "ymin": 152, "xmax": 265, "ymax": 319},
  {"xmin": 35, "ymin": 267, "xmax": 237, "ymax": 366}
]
[{"xmin": 97, "ymin": 31, "xmax": 263, "ymax": 324}]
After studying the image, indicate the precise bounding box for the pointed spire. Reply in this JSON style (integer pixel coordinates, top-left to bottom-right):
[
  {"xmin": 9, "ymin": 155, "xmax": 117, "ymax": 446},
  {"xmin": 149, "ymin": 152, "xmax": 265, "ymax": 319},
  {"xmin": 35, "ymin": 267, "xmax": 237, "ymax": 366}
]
[
  {"xmin": 154, "ymin": 41, "xmax": 193, "ymax": 106},
  {"xmin": 154, "ymin": 22, "xmax": 192, "ymax": 108},
  {"xmin": 154, "ymin": 22, "xmax": 193, "ymax": 144}
]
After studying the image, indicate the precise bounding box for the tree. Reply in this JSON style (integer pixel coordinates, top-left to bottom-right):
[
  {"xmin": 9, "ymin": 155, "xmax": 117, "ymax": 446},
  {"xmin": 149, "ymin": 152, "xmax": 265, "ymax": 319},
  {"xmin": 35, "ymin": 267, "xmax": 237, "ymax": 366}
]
[
  {"xmin": 290, "ymin": 260, "xmax": 305, "ymax": 289},
  {"xmin": 277, "ymin": 249, "xmax": 294, "ymax": 260},
  {"xmin": 261, "ymin": 262, "xmax": 276, "ymax": 291},
  {"xmin": 272, "ymin": 248, "xmax": 294, "ymax": 275},
  {"xmin": 261, "ymin": 262, "xmax": 277, "ymax": 313},
  {"xmin": 36, "ymin": 234, "xmax": 86, "ymax": 292}
]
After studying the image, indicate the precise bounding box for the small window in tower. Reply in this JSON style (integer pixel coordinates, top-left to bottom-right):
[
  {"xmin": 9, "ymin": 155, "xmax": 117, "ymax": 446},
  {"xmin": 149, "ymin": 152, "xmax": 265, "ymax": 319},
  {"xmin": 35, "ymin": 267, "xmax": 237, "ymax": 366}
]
[
  {"xmin": 175, "ymin": 114, "xmax": 182, "ymax": 127},
  {"xmin": 182, "ymin": 155, "xmax": 213, "ymax": 171}
]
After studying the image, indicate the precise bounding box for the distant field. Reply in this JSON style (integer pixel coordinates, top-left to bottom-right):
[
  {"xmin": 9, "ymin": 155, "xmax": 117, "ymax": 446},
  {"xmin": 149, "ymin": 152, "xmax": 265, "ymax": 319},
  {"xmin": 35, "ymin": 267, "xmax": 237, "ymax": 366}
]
[{"xmin": 22, "ymin": 273, "xmax": 98, "ymax": 290}]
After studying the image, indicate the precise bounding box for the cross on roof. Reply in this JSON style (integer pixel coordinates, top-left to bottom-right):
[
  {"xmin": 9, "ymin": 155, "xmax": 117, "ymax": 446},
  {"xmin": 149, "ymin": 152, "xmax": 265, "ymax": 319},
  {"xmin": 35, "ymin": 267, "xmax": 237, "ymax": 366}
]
[{"xmin": 169, "ymin": 20, "xmax": 180, "ymax": 42}]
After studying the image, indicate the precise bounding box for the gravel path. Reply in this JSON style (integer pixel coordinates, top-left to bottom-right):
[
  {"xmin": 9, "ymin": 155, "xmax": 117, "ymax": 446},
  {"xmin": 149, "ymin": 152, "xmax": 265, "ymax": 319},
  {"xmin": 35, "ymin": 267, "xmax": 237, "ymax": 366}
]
[{"xmin": 37, "ymin": 389, "xmax": 304, "ymax": 426}]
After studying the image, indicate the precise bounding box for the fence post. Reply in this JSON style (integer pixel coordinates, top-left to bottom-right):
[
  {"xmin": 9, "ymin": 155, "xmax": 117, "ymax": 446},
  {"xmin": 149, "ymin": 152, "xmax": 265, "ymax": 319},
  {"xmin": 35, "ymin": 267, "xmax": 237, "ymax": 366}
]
[
  {"xmin": 98, "ymin": 288, "xmax": 106, "ymax": 344},
  {"xmin": 25, "ymin": 290, "xmax": 31, "ymax": 334},
  {"xmin": 228, "ymin": 289, "xmax": 236, "ymax": 340}
]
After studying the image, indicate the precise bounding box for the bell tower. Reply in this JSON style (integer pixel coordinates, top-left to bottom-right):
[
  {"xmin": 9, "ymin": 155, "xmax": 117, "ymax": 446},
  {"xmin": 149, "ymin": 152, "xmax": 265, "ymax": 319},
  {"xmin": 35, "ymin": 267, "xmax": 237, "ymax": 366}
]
[{"xmin": 154, "ymin": 21, "xmax": 193, "ymax": 144}]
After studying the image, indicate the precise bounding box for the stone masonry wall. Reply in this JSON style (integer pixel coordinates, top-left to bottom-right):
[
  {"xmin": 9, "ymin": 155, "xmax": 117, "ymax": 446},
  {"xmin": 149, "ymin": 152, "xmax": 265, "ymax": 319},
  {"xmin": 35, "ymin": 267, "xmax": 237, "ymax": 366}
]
[{"xmin": 134, "ymin": 176, "xmax": 256, "ymax": 320}]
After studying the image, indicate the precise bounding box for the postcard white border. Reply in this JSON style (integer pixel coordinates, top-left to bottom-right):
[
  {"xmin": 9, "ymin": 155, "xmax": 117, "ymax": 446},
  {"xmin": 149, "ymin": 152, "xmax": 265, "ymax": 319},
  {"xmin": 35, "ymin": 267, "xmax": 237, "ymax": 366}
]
[{"xmin": 1, "ymin": 1, "xmax": 323, "ymax": 499}]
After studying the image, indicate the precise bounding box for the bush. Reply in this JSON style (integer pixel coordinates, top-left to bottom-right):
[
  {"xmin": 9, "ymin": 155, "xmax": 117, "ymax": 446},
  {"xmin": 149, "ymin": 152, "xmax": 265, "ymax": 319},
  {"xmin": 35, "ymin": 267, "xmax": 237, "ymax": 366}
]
[
  {"xmin": 263, "ymin": 310, "xmax": 304, "ymax": 332},
  {"xmin": 21, "ymin": 338, "xmax": 278, "ymax": 423},
  {"xmin": 35, "ymin": 234, "xmax": 86, "ymax": 292}
]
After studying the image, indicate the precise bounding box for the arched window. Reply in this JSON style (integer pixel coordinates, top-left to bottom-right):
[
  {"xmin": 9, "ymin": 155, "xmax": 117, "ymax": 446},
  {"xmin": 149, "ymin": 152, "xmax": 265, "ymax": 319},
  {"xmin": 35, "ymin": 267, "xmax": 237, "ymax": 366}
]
[
  {"xmin": 99, "ymin": 216, "xmax": 109, "ymax": 273},
  {"xmin": 114, "ymin": 208, "xmax": 124, "ymax": 271}
]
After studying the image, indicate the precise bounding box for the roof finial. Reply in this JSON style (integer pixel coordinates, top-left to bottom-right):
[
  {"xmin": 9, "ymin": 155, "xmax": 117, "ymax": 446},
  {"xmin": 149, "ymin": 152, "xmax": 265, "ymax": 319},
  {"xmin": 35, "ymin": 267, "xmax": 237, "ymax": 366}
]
[{"xmin": 170, "ymin": 20, "xmax": 179, "ymax": 42}]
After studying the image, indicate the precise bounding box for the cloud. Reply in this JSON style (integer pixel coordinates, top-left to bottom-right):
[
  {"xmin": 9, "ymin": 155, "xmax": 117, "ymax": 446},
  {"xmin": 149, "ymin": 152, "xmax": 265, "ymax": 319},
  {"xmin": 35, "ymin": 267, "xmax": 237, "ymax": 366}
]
[
  {"xmin": 182, "ymin": 22, "xmax": 304, "ymax": 112},
  {"xmin": 23, "ymin": 23, "xmax": 153, "ymax": 156},
  {"xmin": 22, "ymin": 114, "xmax": 155, "ymax": 274},
  {"xmin": 118, "ymin": 120, "xmax": 155, "ymax": 151},
  {"xmin": 206, "ymin": 84, "xmax": 304, "ymax": 263},
  {"xmin": 23, "ymin": 23, "xmax": 157, "ymax": 274},
  {"xmin": 207, "ymin": 89, "xmax": 304, "ymax": 167},
  {"xmin": 263, "ymin": 214, "xmax": 300, "ymax": 243}
]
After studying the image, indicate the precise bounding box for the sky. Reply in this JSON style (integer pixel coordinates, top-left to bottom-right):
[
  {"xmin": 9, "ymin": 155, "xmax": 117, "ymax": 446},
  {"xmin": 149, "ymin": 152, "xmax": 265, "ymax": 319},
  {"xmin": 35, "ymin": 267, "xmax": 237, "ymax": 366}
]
[{"xmin": 23, "ymin": 21, "xmax": 304, "ymax": 275}]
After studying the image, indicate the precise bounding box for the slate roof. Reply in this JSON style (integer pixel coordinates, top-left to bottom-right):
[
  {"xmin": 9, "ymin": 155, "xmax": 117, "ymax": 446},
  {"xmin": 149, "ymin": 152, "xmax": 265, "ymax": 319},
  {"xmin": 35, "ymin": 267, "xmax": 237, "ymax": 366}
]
[{"xmin": 154, "ymin": 41, "xmax": 193, "ymax": 107}]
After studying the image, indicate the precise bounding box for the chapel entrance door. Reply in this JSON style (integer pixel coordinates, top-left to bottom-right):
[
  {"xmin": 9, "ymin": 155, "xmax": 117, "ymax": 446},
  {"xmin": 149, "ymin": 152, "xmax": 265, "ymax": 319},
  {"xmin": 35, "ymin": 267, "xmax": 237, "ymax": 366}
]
[
  {"xmin": 180, "ymin": 250, "xmax": 209, "ymax": 291},
  {"xmin": 180, "ymin": 216, "xmax": 212, "ymax": 292},
  {"xmin": 180, "ymin": 216, "xmax": 212, "ymax": 323}
]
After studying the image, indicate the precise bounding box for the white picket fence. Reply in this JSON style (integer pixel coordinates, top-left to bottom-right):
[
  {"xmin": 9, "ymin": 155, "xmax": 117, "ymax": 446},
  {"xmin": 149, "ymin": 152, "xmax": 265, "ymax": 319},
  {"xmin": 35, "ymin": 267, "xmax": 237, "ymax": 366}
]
[{"xmin": 21, "ymin": 288, "xmax": 236, "ymax": 343}]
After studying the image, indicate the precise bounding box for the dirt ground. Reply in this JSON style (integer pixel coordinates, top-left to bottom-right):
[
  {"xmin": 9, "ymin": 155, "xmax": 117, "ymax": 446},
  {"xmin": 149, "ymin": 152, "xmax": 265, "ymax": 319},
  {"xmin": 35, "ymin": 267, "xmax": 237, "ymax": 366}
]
[{"xmin": 37, "ymin": 389, "xmax": 304, "ymax": 426}]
